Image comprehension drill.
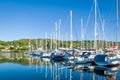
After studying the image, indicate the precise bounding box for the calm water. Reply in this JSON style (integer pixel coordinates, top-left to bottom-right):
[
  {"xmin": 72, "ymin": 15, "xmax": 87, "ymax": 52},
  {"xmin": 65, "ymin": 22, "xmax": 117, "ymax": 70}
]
[{"xmin": 0, "ymin": 53, "xmax": 120, "ymax": 80}]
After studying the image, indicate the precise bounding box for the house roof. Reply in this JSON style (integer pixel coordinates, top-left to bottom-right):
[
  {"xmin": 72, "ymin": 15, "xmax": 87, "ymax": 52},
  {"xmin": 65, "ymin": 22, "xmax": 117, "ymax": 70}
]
[{"xmin": 107, "ymin": 46, "xmax": 118, "ymax": 49}]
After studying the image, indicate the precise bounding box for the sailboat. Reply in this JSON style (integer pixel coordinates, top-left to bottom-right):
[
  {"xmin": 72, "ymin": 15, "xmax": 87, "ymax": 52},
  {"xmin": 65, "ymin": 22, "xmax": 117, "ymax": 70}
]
[
  {"xmin": 94, "ymin": 0, "xmax": 120, "ymax": 66},
  {"xmin": 50, "ymin": 10, "xmax": 73, "ymax": 61}
]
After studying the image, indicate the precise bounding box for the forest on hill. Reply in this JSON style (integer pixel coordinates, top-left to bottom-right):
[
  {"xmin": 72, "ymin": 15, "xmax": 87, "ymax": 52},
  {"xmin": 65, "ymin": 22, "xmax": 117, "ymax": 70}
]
[{"xmin": 0, "ymin": 39, "xmax": 119, "ymax": 52}]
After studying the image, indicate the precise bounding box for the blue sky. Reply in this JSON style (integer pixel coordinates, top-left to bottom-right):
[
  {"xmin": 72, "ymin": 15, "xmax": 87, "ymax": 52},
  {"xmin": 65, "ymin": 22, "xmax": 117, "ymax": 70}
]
[{"xmin": 0, "ymin": 0, "xmax": 119, "ymax": 41}]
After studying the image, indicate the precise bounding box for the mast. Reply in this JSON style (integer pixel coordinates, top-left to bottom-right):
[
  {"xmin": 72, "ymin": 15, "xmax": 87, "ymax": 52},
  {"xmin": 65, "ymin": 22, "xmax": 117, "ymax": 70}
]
[
  {"xmin": 70, "ymin": 10, "xmax": 73, "ymax": 49},
  {"xmin": 50, "ymin": 33, "xmax": 53, "ymax": 50},
  {"xmin": 66, "ymin": 32, "xmax": 68, "ymax": 48},
  {"xmin": 61, "ymin": 35, "xmax": 63, "ymax": 48},
  {"xmin": 58, "ymin": 19, "xmax": 61, "ymax": 48},
  {"xmin": 55, "ymin": 22, "xmax": 58, "ymax": 50},
  {"xmin": 53, "ymin": 32, "xmax": 55, "ymax": 49},
  {"xmin": 39, "ymin": 39, "xmax": 41, "ymax": 48},
  {"xmin": 36, "ymin": 39, "xmax": 38, "ymax": 50},
  {"xmin": 45, "ymin": 32, "xmax": 47, "ymax": 51},
  {"xmin": 94, "ymin": 0, "xmax": 97, "ymax": 49},
  {"xmin": 28, "ymin": 39, "xmax": 31, "ymax": 53},
  {"xmin": 102, "ymin": 20, "xmax": 105, "ymax": 49},
  {"xmin": 116, "ymin": 0, "xmax": 118, "ymax": 47},
  {"xmin": 81, "ymin": 18, "xmax": 84, "ymax": 49}
]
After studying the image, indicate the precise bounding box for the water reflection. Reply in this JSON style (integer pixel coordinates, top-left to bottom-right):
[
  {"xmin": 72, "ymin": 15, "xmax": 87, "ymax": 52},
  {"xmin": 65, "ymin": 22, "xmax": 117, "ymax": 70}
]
[
  {"xmin": 0, "ymin": 53, "xmax": 120, "ymax": 80},
  {"xmin": 94, "ymin": 66, "xmax": 117, "ymax": 80},
  {"xmin": 0, "ymin": 53, "xmax": 29, "ymax": 65}
]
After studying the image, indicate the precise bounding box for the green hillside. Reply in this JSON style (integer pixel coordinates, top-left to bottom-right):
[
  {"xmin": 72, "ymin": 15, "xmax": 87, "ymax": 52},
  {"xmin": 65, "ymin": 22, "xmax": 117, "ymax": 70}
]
[{"xmin": 0, "ymin": 39, "xmax": 119, "ymax": 52}]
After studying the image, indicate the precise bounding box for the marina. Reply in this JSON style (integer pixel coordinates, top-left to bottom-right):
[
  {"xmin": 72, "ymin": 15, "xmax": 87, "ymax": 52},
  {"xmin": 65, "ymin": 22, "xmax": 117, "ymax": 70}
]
[{"xmin": 0, "ymin": 0, "xmax": 120, "ymax": 80}]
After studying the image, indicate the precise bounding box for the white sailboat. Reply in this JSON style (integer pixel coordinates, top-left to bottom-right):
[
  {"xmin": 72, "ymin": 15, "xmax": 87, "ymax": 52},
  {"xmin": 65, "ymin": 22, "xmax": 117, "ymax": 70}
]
[{"xmin": 94, "ymin": 0, "xmax": 120, "ymax": 66}]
